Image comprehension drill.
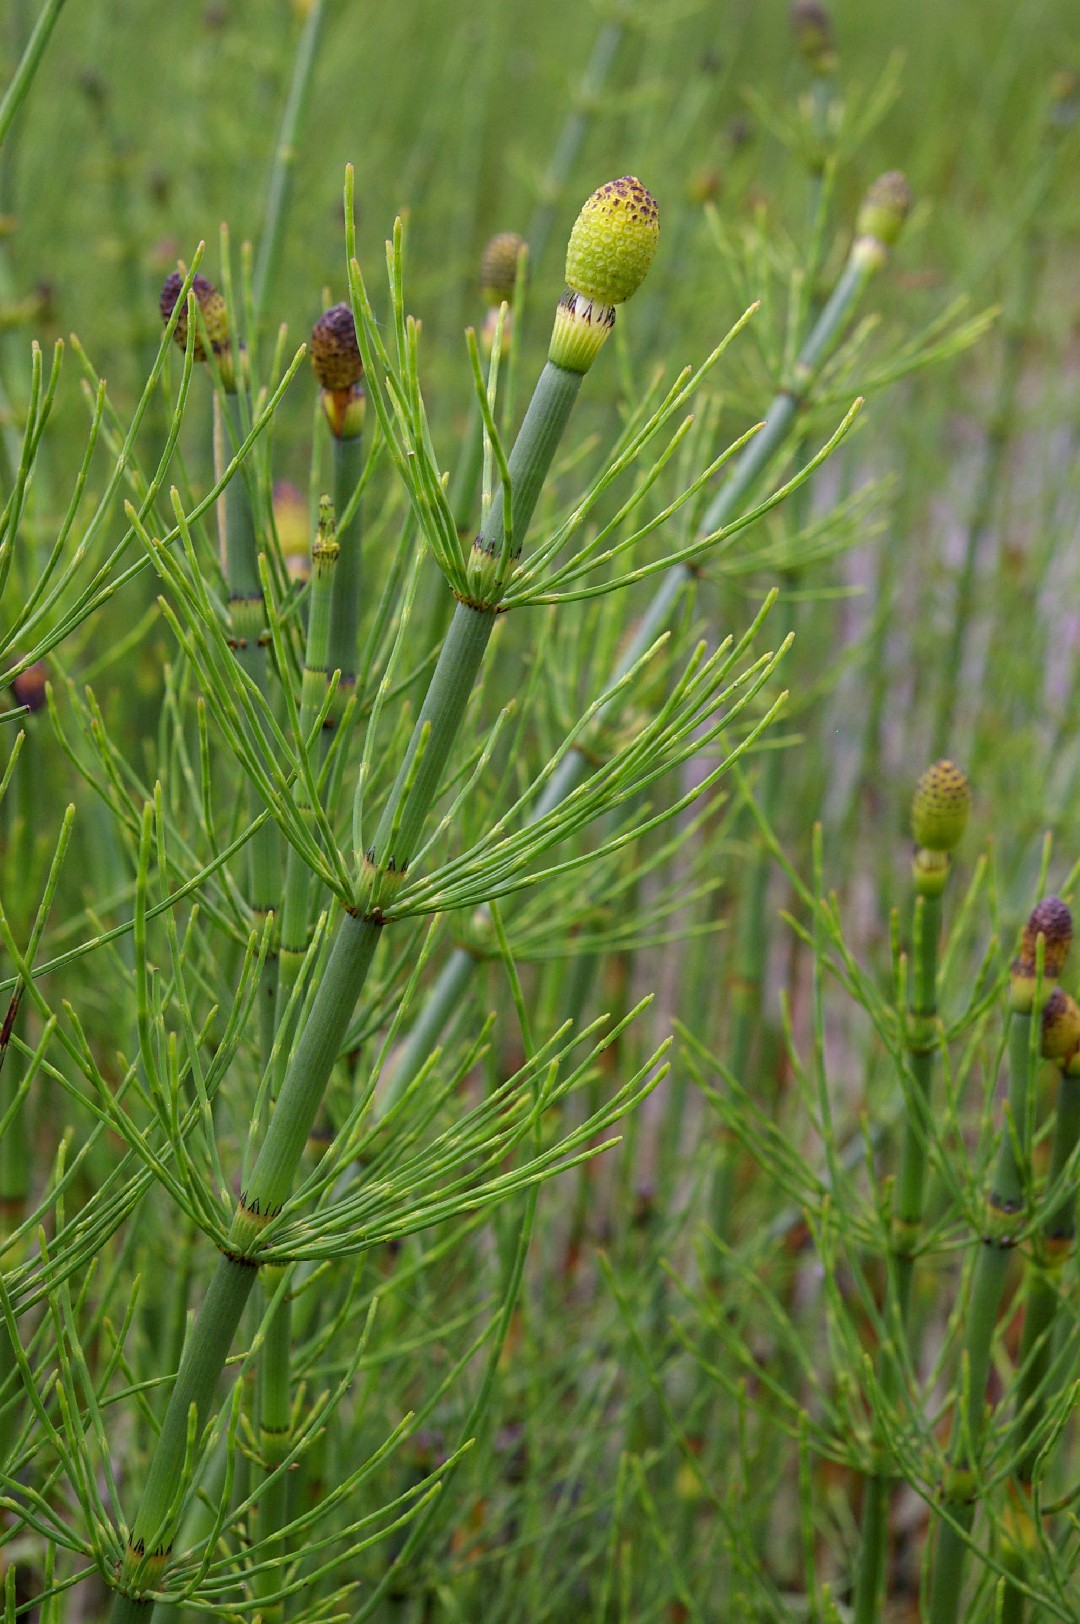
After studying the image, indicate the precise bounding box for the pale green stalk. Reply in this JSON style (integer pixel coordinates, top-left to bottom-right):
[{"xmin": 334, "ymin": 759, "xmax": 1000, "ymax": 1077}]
[
  {"xmin": 932, "ymin": 175, "xmax": 1048, "ymax": 758},
  {"xmin": 251, "ymin": 0, "xmax": 326, "ymax": 321},
  {"xmin": 715, "ymin": 63, "xmax": 838, "ymax": 1135},
  {"xmin": 0, "ymin": 0, "xmax": 68, "ymax": 152},
  {"xmin": 525, "ymin": 18, "xmax": 625, "ymax": 267},
  {"xmin": 928, "ymin": 1011, "xmax": 1035, "ymax": 1624}
]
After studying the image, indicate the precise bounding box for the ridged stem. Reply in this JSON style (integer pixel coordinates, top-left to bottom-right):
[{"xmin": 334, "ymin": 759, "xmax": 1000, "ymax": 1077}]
[
  {"xmin": 928, "ymin": 1011, "xmax": 1034, "ymax": 1624},
  {"xmin": 851, "ymin": 889, "xmax": 942, "ymax": 1622},
  {"xmin": 422, "ymin": 379, "xmax": 488, "ymax": 652},
  {"xmin": 365, "ymin": 362, "xmax": 581, "ymax": 881},
  {"xmin": 113, "ymin": 1255, "xmax": 259, "ymax": 1611}
]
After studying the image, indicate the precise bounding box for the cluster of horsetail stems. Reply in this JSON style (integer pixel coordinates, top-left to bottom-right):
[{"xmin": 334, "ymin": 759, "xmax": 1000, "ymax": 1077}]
[
  {"xmin": 109, "ymin": 175, "xmax": 660, "ymax": 1621},
  {"xmin": 383, "ymin": 167, "xmax": 915, "ymax": 1130}
]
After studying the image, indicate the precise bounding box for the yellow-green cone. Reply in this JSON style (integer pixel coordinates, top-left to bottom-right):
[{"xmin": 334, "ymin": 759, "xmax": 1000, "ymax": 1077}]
[
  {"xmin": 911, "ymin": 760, "xmax": 970, "ymax": 852},
  {"xmin": 565, "ymin": 176, "xmax": 659, "ymax": 305},
  {"xmin": 549, "ymin": 176, "xmax": 659, "ymax": 374}
]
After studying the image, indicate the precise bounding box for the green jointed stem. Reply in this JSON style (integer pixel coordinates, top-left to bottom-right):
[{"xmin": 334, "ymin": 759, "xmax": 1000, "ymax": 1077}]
[
  {"xmin": 928, "ymin": 1011, "xmax": 1035, "ymax": 1624},
  {"xmin": 232, "ymin": 911, "xmax": 382, "ymax": 1238},
  {"xmin": 113, "ymin": 1256, "xmax": 259, "ymax": 1612},
  {"xmin": 252, "ymin": 360, "xmax": 578, "ymax": 1216},
  {"xmin": 893, "ymin": 890, "xmax": 944, "ymax": 1310},
  {"xmin": 366, "ymin": 361, "xmax": 581, "ymax": 880}
]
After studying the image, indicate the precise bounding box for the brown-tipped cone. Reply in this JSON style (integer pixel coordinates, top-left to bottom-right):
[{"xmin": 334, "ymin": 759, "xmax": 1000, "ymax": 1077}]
[
  {"xmin": 856, "ymin": 171, "xmax": 913, "ymax": 248},
  {"xmin": 311, "ymin": 303, "xmax": 363, "ymax": 392},
  {"xmin": 159, "ymin": 271, "xmax": 229, "ymax": 360},
  {"xmin": 1017, "ymin": 896, "xmax": 1074, "ymax": 980},
  {"xmin": 9, "ymin": 660, "xmax": 47, "ymax": 714},
  {"xmin": 791, "ymin": 0, "xmax": 835, "ymax": 71},
  {"xmin": 1041, "ymin": 988, "xmax": 1080, "ymax": 1063},
  {"xmin": 911, "ymin": 760, "xmax": 970, "ymax": 852},
  {"xmin": 480, "ymin": 232, "xmax": 526, "ymax": 306}
]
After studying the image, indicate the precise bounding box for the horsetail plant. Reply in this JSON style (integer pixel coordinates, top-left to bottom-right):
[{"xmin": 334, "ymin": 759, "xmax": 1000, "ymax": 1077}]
[
  {"xmin": 100, "ymin": 172, "xmax": 752, "ymax": 1623},
  {"xmin": 852, "ymin": 759, "xmax": 970, "ymax": 1624},
  {"xmin": 928, "ymin": 897, "xmax": 1074, "ymax": 1624}
]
